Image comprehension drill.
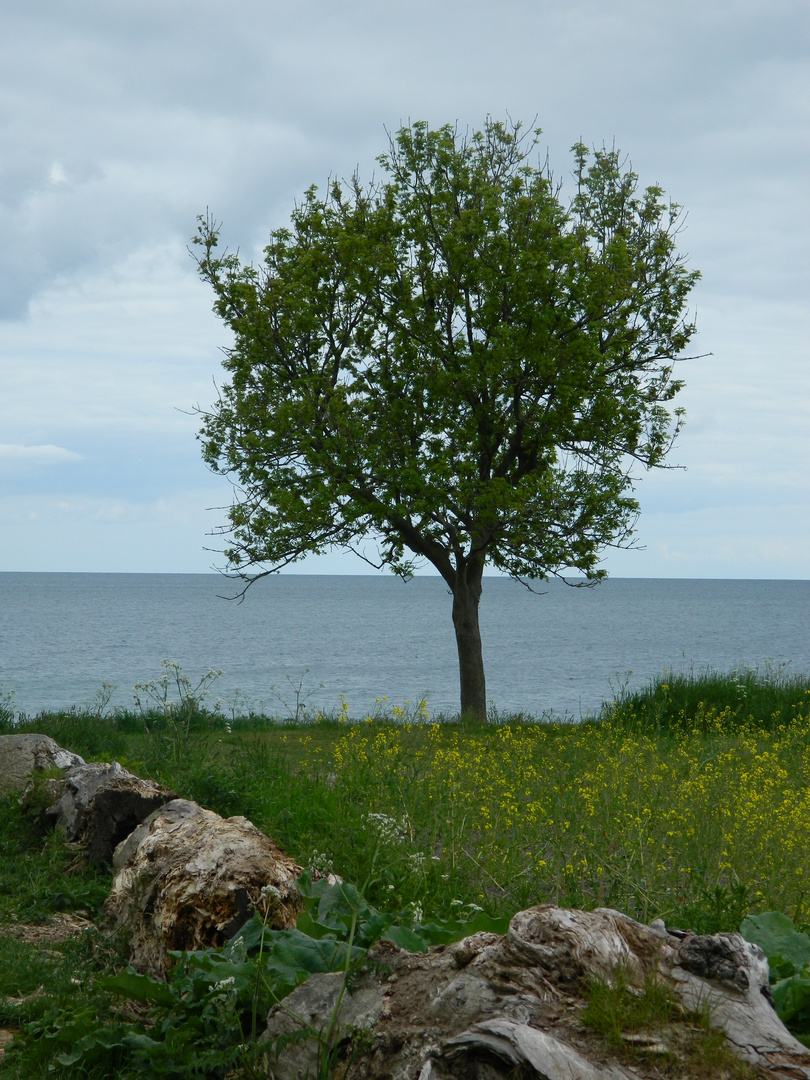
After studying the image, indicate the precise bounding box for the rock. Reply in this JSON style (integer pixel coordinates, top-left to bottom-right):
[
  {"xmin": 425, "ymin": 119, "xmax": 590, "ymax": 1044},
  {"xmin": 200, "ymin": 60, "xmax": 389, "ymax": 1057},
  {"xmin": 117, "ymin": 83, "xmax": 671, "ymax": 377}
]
[
  {"xmin": 0, "ymin": 733, "xmax": 84, "ymax": 797},
  {"xmin": 104, "ymin": 798, "xmax": 303, "ymax": 976},
  {"xmin": 263, "ymin": 971, "xmax": 385, "ymax": 1080},
  {"xmin": 263, "ymin": 904, "xmax": 810, "ymax": 1080},
  {"xmin": 42, "ymin": 760, "xmax": 176, "ymax": 865}
]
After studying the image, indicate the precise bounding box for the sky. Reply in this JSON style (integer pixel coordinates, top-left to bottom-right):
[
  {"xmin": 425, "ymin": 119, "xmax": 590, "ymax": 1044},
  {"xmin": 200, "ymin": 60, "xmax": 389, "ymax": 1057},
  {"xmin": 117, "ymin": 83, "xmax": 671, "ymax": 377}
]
[{"xmin": 0, "ymin": 0, "xmax": 808, "ymax": 578}]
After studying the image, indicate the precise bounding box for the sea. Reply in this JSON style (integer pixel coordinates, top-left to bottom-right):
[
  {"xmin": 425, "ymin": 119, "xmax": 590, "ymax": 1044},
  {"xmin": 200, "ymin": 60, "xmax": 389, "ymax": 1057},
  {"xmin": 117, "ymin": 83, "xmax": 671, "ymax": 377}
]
[{"xmin": 1, "ymin": 574, "xmax": 808, "ymax": 721}]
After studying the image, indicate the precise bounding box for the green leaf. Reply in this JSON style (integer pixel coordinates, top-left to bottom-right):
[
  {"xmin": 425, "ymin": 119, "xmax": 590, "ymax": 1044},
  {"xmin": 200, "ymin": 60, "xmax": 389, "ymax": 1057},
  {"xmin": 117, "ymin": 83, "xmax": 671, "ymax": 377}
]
[
  {"xmin": 266, "ymin": 928, "xmax": 358, "ymax": 977},
  {"xmin": 53, "ymin": 1025, "xmax": 132, "ymax": 1067},
  {"xmin": 411, "ymin": 911, "xmax": 510, "ymax": 947},
  {"xmin": 102, "ymin": 970, "xmax": 176, "ymax": 1008},
  {"xmin": 294, "ymin": 908, "xmax": 342, "ymax": 941},
  {"xmin": 356, "ymin": 910, "xmax": 395, "ymax": 948},
  {"xmin": 229, "ymin": 911, "xmax": 270, "ymax": 952},
  {"xmin": 383, "ymin": 924, "xmax": 430, "ymax": 952},
  {"xmin": 740, "ymin": 911, "xmax": 810, "ymax": 977},
  {"xmin": 772, "ymin": 973, "xmax": 810, "ymax": 1026}
]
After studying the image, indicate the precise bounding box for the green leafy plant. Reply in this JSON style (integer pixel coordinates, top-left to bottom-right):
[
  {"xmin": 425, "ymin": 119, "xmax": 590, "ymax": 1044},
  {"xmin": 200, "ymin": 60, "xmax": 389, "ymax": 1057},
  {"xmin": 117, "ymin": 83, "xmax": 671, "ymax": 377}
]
[
  {"xmin": 741, "ymin": 910, "xmax": 810, "ymax": 1045},
  {"xmin": 31, "ymin": 873, "xmax": 508, "ymax": 1079},
  {"xmin": 0, "ymin": 684, "xmax": 15, "ymax": 730},
  {"xmin": 252, "ymin": 872, "xmax": 508, "ymax": 1079}
]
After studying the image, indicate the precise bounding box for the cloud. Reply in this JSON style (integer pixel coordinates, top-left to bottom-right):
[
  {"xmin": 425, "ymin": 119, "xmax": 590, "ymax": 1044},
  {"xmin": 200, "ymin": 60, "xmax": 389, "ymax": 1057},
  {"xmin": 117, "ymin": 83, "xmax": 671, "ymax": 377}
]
[
  {"xmin": 1, "ymin": 0, "xmax": 807, "ymax": 316},
  {"xmin": 0, "ymin": 443, "xmax": 81, "ymax": 464},
  {"xmin": 0, "ymin": 0, "xmax": 807, "ymax": 576}
]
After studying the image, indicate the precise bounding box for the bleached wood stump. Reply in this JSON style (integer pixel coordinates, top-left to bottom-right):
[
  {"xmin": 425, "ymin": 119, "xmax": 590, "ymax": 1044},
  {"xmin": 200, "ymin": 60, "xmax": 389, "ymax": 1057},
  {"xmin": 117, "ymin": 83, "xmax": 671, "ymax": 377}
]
[
  {"xmin": 0, "ymin": 733, "xmax": 84, "ymax": 796},
  {"xmin": 42, "ymin": 760, "xmax": 175, "ymax": 865},
  {"xmin": 263, "ymin": 905, "xmax": 810, "ymax": 1080},
  {"xmin": 105, "ymin": 798, "xmax": 302, "ymax": 976}
]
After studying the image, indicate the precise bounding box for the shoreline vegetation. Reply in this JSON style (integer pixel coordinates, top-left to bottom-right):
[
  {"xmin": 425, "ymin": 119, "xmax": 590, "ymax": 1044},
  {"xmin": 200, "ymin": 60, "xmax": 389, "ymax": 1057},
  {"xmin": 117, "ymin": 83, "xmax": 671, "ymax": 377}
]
[{"xmin": 2, "ymin": 665, "xmax": 810, "ymax": 1076}]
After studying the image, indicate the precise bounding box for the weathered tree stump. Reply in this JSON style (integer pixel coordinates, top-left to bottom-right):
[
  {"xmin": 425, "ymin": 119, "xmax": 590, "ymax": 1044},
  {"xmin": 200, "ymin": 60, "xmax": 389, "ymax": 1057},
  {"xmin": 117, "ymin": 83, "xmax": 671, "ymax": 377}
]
[
  {"xmin": 41, "ymin": 760, "xmax": 176, "ymax": 865},
  {"xmin": 263, "ymin": 905, "xmax": 810, "ymax": 1080},
  {"xmin": 0, "ymin": 733, "xmax": 84, "ymax": 797},
  {"xmin": 104, "ymin": 798, "xmax": 303, "ymax": 976}
]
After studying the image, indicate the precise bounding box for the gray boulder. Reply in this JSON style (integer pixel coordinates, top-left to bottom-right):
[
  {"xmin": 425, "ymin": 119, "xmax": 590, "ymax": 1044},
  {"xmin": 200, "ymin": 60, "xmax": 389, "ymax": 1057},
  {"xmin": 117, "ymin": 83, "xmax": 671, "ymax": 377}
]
[{"xmin": 0, "ymin": 733, "xmax": 85, "ymax": 797}]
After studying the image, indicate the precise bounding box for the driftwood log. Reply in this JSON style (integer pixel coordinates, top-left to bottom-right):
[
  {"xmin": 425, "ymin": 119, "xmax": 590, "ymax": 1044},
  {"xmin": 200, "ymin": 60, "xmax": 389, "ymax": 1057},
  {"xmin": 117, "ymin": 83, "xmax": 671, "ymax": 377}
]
[
  {"xmin": 104, "ymin": 798, "xmax": 303, "ymax": 976},
  {"xmin": 264, "ymin": 905, "xmax": 810, "ymax": 1080},
  {"xmin": 0, "ymin": 733, "xmax": 85, "ymax": 796},
  {"xmin": 40, "ymin": 760, "xmax": 176, "ymax": 865}
]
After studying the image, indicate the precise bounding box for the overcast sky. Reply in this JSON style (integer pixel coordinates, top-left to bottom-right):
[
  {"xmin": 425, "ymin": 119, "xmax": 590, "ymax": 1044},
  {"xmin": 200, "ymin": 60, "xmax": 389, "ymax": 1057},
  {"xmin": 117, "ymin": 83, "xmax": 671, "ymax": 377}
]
[{"xmin": 1, "ymin": 0, "xmax": 807, "ymax": 578}]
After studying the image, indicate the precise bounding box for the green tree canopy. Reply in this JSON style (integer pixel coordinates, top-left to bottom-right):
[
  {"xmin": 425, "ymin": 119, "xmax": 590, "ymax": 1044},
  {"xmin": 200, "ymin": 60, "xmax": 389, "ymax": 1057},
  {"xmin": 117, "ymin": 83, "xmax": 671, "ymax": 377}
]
[{"xmin": 194, "ymin": 119, "xmax": 700, "ymax": 720}]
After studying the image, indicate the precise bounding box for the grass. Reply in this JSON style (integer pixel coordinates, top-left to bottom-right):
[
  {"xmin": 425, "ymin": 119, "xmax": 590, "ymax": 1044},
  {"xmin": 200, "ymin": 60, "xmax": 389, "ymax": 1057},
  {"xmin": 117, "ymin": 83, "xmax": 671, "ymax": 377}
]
[
  {"xmin": 607, "ymin": 662, "xmax": 810, "ymax": 733},
  {"xmin": 0, "ymin": 798, "xmax": 124, "ymax": 1080},
  {"xmin": 582, "ymin": 967, "xmax": 757, "ymax": 1077},
  {"xmin": 3, "ymin": 666, "xmax": 810, "ymax": 927},
  {"xmin": 0, "ymin": 798, "xmax": 111, "ymax": 927},
  {"xmin": 1, "ymin": 664, "xmax": 810, "ymax": 1076}
]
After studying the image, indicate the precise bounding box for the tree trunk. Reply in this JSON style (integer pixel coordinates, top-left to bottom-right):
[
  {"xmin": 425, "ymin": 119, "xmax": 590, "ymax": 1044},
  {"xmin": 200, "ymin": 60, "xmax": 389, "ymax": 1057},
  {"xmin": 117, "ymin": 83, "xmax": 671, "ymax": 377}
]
[
  {"xmin": 451, "ymin": 563, "xmax": 487, "ymax": 722},
  {"xmin": 265, "ymin": 905, "xmax": 810, "ymax": 1080},
  {"xmin": 104, "ymin": 798, "xmax": 302, "ymax": 976}
]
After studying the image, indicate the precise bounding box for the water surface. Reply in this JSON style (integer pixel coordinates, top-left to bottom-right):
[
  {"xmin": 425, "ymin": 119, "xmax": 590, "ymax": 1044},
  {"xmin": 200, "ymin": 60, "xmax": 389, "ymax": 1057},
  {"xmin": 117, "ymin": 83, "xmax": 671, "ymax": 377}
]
[{"xmin": 1, "ymin": 574, "xmax": 807, "ymax": 719}]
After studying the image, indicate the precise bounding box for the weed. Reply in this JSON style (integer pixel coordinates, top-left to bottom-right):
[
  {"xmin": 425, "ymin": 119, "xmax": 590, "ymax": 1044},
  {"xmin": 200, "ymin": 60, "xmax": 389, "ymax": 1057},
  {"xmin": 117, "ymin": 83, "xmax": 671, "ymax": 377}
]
[
  {"xmin": 678, "ymin": 882, "xmax": 752, "ymax": 936},
  {"xmin": 269, "ymin": 668, "xmax": 324, "ymax": 723},
  {"xmin": 583, "ymin": 967, "xmax": 758, "ymax": 1077},
  {"xmin": 0, "ymin": 686, "xmax": 16, "ymax": 731},
  {"xmin": 678, "ymin": 996, "xmax": 759, "ymax": 1078},
  {"xmin": 605, "ymin": 663, "xmax": 810, "ymax": 733},
  {"xmin": 79, "ymin": 683, "xmax": 118, "ymax": 720},
  {"xmin": 132, "ymin": 659, "xmax": 224, "ymax": 725},
  {"xmin": 582, "ymin": 966, "xmax": 677, "ymax": 1045}
]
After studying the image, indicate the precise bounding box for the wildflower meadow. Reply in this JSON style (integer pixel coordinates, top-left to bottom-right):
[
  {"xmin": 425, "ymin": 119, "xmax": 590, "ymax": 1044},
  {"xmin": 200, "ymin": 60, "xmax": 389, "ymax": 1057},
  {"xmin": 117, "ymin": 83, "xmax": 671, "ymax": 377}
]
[{"xmin": 3, "ymin": 667, "xmax": 810, "ymax": 1077}]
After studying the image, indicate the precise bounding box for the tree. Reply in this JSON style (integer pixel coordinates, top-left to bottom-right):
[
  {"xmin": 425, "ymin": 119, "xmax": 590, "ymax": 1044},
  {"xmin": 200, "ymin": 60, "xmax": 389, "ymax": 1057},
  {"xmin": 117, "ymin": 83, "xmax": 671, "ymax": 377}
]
[{"xmin": 194, "ymin": 119, "xmax": 700, "ymax": 721}]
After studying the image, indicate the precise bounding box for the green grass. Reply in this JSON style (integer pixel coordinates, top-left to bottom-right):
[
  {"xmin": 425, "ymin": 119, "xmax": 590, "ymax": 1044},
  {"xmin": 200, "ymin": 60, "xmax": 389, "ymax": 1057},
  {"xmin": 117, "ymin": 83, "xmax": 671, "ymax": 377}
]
[
  {"xmin": 582, "ymin": 968, "xmax": 757, "ymax": 1077},
  {"xmin": 606, "ymin": 662, "xmax": 810, "ymax": 733},
  {"xmin": 2, "ymin": 665, "xmax": 810, "ymax": 1076},
  {"xmin": 0, "ymin": 800, "xmax": 124, "ymax": 1079},
  {"xmin": 0, "ymin": 798, "xmax": 111, "ymax": 927},
  {"xmin": 583, "ymin": 967, "xmax": 678, "ymax": 1045},
  {"xmin": 3, "ymin": 664, "xmax": 810, "ymax": 925}
]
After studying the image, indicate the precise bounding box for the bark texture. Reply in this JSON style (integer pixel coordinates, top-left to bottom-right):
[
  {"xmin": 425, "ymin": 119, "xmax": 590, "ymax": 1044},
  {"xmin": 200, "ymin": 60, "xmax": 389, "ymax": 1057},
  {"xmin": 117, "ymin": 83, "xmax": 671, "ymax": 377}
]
[
  {"xmin": 104, "ymin": 798, "xmax": 303, "ymax": 976},
  {"xmin": 264, "ymin": 905, "xmax": 810, "ymax": 1080},
  {"xmin": 451, "ymin": 564, "xmax": 486, "ymax": 721},
  {"xmin": 41, "ymin": 760, "xmax": 176, "ymax": 865}
]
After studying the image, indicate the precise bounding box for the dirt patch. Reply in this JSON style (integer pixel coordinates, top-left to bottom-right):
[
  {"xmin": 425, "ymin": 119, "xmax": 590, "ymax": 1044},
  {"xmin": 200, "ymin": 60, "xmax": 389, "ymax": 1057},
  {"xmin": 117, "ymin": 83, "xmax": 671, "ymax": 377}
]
[
  {"xmin": 0, "ymin": 1027, "xmax": 17, "ymax": 1061},
  {"xmin": 0, "ymin": 911, "xmax": 96, "ymax": 945}
]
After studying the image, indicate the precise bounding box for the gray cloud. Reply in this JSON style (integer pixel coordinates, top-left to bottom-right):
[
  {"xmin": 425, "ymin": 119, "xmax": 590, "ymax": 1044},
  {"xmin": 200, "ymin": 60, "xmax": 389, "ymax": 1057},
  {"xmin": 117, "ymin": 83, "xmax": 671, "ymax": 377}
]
[
  {"xmin": 0, "ymin": 0, "xmax": 807, "ymax": 574},
  {"xmin": 2, "ymin": 0, "xmax": 807, "ymax": 313}
]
